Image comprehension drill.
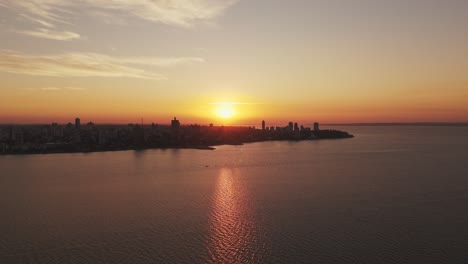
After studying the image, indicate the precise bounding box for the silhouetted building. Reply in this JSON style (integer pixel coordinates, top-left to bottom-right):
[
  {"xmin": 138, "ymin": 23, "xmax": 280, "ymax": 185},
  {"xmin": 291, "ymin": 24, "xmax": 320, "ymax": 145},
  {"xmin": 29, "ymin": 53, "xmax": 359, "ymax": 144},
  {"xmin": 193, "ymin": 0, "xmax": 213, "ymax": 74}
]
[
  {"xmin": 294, "ymin": 122, "xmax": 299, "ymax": 131},
  {"xmin": 9, "ymin": 126, "xmax": 23, "ymax": 144},
  {"xmin": 98, "ymin": 130, "xmax": 107, "ymax": 145},
  {"xmin": 73, "ymin": 130, "xmax": 81, "ymax": 144},
  {"xmin": 288, "ymin": 122, "xmax": 293, "ymax": 132},
  {"xmin": 50, "ymin": 123, "xmax": 63, "ymax": 137},
  {"xmin": 75, "ymin": 118, "xmax": 81, "ymax": 130},
  {"xmin": 171, "ymin": 117, "xmax": 180, "ymax": 128},
  {"xmin": 262, "ymin": 120, "xmax": 266, "ymax": 130},
  {"xmin": 132, "ymin": 125, "xmax": 145, "ymax": 147},
  {"xmin": 314, "ymin": 122, "xmax": 320, "ymax": 131}
]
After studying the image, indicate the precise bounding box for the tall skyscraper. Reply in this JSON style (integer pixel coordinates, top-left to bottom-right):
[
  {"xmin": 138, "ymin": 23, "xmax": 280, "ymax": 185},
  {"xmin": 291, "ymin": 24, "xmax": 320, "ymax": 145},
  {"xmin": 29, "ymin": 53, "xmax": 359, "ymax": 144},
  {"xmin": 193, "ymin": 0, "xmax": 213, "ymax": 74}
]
[
  {"xmin": 75, "ymin": 118, "xmax": 81, "ymax": 130},
  {"xmin": 262, "ymin": 120, "xmax": 266, "ymax": 130},
  {"xmin": 171, "ymin": 117, "xmax": 180, "ymax": 128},
  {"xmin": 314, "ymin": 122, "xmax": 320, "ymax": 131}
]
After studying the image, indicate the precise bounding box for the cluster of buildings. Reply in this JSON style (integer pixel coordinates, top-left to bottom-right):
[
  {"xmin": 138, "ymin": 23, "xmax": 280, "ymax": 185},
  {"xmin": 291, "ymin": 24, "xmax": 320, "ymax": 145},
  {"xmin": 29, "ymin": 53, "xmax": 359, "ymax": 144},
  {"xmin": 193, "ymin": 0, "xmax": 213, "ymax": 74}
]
[
  {"xmin": 261, "ymin": 120, "xmax": 320, "ymax": 132},
  {"xmin": 0, "ymin": 117, "xmax": 343, "ymax": 155}
]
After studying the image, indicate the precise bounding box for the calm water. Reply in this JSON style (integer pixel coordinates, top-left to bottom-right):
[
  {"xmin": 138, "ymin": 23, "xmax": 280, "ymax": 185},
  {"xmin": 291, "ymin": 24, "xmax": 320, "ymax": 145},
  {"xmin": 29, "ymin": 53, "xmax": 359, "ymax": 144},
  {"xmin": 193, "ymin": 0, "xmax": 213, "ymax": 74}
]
[{"xmin": 1, "ymin": 126, "xmax": 468, "ymax": 263}]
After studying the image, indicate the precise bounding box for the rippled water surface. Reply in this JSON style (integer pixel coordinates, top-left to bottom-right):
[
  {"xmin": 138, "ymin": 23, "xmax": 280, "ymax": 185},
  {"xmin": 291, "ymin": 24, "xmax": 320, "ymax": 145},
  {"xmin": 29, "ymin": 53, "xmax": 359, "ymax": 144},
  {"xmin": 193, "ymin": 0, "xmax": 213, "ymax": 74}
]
[{"xmin": 1, "ymin": 126, "xmax": 468, "ymax": 263}]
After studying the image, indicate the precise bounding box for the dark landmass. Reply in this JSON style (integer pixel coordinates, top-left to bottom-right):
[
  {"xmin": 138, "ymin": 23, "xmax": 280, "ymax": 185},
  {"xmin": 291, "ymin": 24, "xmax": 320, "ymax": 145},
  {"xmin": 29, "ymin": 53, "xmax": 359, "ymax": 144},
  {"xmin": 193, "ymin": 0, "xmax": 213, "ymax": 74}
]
[
  {"xmin": 327, "ymin": 122, "xmax": 468, "ymax": 127},
  {"xmin": 0, "ymin": 118, "xmax": 353, "ymax": 155}
]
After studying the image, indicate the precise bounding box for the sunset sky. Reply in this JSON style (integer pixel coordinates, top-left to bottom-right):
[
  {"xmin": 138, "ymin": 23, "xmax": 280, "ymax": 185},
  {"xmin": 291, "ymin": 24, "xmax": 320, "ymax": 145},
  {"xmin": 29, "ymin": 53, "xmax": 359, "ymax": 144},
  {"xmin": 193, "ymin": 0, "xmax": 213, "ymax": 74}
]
[{"xmin": 1, "ymin": 0, "xmax": 467, "ymax": 125}]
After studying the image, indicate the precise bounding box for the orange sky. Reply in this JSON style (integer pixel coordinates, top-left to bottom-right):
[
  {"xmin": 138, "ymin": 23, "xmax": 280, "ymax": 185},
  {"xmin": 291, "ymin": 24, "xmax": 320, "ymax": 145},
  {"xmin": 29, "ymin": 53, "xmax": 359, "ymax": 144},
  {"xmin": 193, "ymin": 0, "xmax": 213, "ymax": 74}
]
[{"xmin": 1, "ymin": 0, "xmax": 467, "ymax": 125}]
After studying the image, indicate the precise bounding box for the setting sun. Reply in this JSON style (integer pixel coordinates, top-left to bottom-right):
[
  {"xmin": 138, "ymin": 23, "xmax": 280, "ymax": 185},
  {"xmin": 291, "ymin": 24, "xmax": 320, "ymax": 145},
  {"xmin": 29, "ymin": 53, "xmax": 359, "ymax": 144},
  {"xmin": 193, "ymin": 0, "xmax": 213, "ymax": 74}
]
[{"xmin": 216, "ymin": 104, "xmax": 235, "ymax": 119}]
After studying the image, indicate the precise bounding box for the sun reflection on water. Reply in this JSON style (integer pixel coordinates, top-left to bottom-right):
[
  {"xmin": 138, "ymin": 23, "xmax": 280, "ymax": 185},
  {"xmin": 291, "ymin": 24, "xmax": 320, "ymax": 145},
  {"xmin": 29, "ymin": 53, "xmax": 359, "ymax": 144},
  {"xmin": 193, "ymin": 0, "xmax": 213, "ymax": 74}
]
[{"xmin": 207, "ymin": 168, "xmax": 266, "ymax": 263}]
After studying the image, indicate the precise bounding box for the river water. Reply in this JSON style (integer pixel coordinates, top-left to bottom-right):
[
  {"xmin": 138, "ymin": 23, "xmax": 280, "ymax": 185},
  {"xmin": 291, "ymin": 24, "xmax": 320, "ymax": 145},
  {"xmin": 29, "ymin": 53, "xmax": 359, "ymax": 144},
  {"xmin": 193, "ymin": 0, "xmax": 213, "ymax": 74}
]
[{"xmin": 1, "ymin": 126, "xmax": 468, "ymax": 263}]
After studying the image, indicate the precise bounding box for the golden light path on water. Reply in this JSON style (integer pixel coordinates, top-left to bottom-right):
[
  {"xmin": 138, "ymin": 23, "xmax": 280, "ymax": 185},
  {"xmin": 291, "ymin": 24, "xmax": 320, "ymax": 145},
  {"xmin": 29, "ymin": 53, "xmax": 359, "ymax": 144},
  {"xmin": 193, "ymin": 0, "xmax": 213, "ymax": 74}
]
[{"xmin": 207, "ymin": 168, "xmax": 267, "ymax": 263}]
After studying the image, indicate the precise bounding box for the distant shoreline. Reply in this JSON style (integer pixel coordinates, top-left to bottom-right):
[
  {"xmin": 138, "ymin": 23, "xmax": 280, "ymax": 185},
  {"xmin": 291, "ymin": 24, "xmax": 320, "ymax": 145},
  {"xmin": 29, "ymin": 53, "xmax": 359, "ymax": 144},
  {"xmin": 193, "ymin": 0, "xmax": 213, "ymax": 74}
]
[
  {"xmin": 0, "ymin": 136, "xmax": 354, "ymax": 156},
  {"xmin": 0, "ymin": 146, "xmax": 216, "ymax": 156}
]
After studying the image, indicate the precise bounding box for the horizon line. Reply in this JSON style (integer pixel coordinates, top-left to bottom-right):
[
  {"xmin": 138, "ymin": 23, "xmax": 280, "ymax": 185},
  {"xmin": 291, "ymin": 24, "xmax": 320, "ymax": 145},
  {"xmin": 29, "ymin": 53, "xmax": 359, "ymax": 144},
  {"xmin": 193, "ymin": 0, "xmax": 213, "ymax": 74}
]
[{"xmin": 1, "ymin": 122, "xmax": 468, "ymax": 127}]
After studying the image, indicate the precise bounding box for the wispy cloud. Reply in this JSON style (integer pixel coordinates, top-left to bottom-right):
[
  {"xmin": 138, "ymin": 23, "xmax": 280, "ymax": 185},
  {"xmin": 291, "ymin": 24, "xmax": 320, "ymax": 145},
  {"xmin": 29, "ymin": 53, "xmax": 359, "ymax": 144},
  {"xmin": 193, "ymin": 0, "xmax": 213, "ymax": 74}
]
[
  {"xmin": 41, "ymin": 87, "xmax": 61, "ymax": 91},
  {"xmin": 120, "ymin": 57, "xmax": 206, "ymax": 67},
  {"xmin": 88, "ymin": 0, "xmax": 240, "ymax": 27},
  {"xmin": 64, "ymin": 86, "xmax": 85, "ymax": 91},
  {"xmin": 0, "ymin": 50, "xmax": 204, "ymax": 79},
  {"xmin": 22, "ymin": 86, "xmax": 86, "ymax": 91},
  {"xmin": 20, "ymin": 14, "xmax": 56, "ymax": 28},
  {"xmin": 1, "ymin": 0, "xmax": 71, "ymax": 25},
  {"xmin": 16, "ymin": 28, "xmax": 80, "ymax": 41},
  {"xmin": 1, "ymin": 0, "xmax": 239, "ymax": 28}
]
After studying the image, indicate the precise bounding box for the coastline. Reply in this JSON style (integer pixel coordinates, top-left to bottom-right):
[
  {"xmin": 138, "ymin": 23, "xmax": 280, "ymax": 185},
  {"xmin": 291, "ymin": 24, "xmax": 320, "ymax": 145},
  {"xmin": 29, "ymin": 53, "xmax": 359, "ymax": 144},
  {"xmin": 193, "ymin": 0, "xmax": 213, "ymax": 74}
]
[{"xmin": 0, "ymin": 132, "xmax": 354, "ymax": 156}]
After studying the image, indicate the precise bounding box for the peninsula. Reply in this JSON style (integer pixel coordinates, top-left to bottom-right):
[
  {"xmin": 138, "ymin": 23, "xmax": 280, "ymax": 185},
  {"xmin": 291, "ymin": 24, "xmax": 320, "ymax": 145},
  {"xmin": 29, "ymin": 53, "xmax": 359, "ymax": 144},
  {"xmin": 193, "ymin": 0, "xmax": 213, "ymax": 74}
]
[{"xmin": 0, "ymin": 118, "xmax": 353, "ymax": 155}]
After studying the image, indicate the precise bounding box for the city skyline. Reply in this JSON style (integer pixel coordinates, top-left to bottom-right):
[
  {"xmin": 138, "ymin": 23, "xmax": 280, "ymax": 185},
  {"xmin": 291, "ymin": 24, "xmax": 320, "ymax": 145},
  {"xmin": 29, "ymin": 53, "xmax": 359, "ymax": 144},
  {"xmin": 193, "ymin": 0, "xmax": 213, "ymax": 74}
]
[
  {"xmin": 1, "ymin": 0, "xmax": 468, "ymax": 124},
  {"xmin": 0, "ymin": 115, "xmax": 322, "ymax": 129},
  {"xmin": 1, "ymin": 115, "xmax": 354, "ymax": 155}
]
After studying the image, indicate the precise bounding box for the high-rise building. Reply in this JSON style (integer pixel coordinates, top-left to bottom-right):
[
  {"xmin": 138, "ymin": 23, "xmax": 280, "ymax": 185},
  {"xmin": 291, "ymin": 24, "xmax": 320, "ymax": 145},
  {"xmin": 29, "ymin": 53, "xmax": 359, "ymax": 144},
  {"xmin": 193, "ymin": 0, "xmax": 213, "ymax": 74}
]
[
  {"xmin": 98, "ymin": 130, "xmax": 107, "ymax": 145},
  {"xmin": 171, "ymin": 117, "xmax": 180, "ymax": 128},
  {"xmin": 294, "ymin": 122, "xmax": 299, "ymax": 131},
  {"xmin": 288, "ymin": 122, "xmax": 293, "ymax": 131},
  {"xmin": 262, "ymin": 120, "xmax": 266, "ymax": 130},
  {"xmin": 132, "ymin": 125, "xmax": 145, "ymax": 147},
  {"xmin": 75, "ymin": 118, "xmax": 81, "ymax": 130},
  {"xmin": 314, "ymin": 122, "xmax": 320, "ymax": 131},
  {"xmin": 73, "ymin": 130, "xmax": 81, "ymax": 144}
]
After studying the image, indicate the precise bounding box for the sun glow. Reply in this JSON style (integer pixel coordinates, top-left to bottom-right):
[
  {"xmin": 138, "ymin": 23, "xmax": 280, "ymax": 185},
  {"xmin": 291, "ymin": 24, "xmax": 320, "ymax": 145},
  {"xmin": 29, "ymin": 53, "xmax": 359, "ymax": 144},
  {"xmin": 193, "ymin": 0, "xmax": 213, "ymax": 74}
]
[{"xmin": 216, "ymin": 104, "xmax": 235, "ymax": 119}]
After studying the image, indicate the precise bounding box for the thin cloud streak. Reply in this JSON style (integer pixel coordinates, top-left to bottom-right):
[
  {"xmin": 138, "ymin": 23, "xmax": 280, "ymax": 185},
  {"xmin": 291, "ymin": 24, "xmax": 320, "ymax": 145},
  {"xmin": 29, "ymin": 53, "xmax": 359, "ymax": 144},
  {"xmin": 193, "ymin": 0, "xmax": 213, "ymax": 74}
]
[
  {"xmin": 1, "ymin": 0, "xmax": 71, "ymax": 25},
  {"xmin": 0, "ymin": 50, "xmax": 204, "ymax": 79},
  {"xmin": 121, "ymin": 57, "xmax": 206, "ymax": 67},
  {"xmin": 20, "ymin": 14, "xmax": 56, "ymax": 28},
  {"xmin": 0, "ymin": 0, "xmax": 239, "ymax": 28},
  {"xmin": 16, "ymin": 28, "xmax": 81, "ymax": 41},
  {"xmin": 23, "ymin": 86, "xmax": 87, "ymax": 91},
  {"xmin": 41, "ymin": 87, "xmax": 61, "ymax": 91},
  {"xmin": 64, "ymin": 86, "xmax": 86, "ymax": 91},
  {"xmin": 87, "ymin": 0, "xmax": 240, "ymax": 27}
]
